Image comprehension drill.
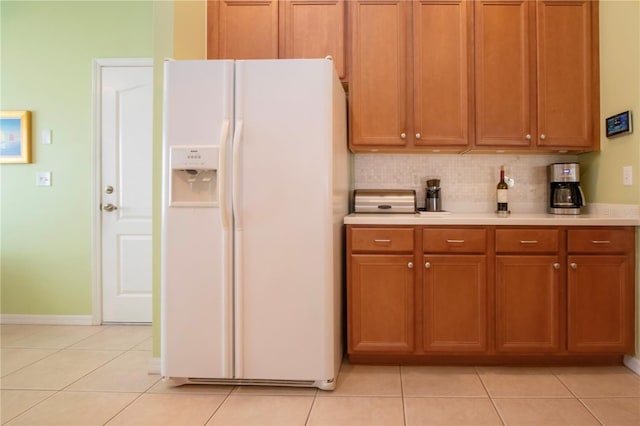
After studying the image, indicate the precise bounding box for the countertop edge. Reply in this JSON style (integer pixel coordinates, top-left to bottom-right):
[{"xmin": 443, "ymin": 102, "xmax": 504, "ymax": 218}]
[{"xmin": 343, "ymin": 213, "xmax": 640, "ymax": 226}]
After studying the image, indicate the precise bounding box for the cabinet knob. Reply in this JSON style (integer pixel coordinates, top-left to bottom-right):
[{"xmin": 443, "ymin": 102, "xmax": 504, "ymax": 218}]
[
  {"xmin": 570, "ymin": 263, "xmax": 577, "ymax": 269},
  {"xmin": 400, "ymin": 132, "xmax": 407, "ymax": 139},
  {"xmin": 553, "ymin": 263, "xmax": 560, "ymax": 270},
  {"xmin": 424, "ymin": 262, "xmax": 431, "ymax": 269},
  {"xmin": 415, "ymin": 133, "xmax": 421, "ymax": 139},
  {"xmin": 540, "ymin": 134, "xmax": 547, "ymax": 140},
  {"xmin": 525, "ymin": 134, "xmax": 532, "ymax": 140},
  {"xmin": 408, "ymin": 262, "xmax": 414, "ymax": 269}
]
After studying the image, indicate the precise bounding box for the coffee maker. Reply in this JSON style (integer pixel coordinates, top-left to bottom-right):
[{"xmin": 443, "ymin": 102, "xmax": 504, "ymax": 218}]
[{"xmin": 548, "ymin": 163, "xmax": 585, "ymax": 214}]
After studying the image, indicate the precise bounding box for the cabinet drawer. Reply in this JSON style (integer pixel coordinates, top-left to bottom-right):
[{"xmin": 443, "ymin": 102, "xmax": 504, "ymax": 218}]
[
  {"xmin": 568, "ymin": 229, "xmax": 634, "ymax": 253},
  {"xmin": 496, "ymin": 229, "xmax": 559, "ymax": 253},
  {"xmin": 351, "ymin": 228, "xmax": 414, "ymax": 252},
  {"xmin": 423, "ymin": 228, "xmax": 487, "ymax": 253}
]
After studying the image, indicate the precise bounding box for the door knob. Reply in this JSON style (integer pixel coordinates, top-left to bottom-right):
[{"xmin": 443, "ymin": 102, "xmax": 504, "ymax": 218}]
[
  {"xmin": 103, "ymin": 203, "xmax": 118, "ymax": 212},
  {"xmin": 400, "ymin": 132, "xmax": 407, "ymax": 139}
]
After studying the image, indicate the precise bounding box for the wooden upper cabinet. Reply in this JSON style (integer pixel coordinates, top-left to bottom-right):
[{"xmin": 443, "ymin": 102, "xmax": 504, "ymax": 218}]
[
  {"xmin": 474, "ymin": 0, "xmax": 533, "ymax": 148},
  {"xmin": 208, "ymin": 1, "xmax": 346, "ymax": 79},
  {"xmin": 349, "ymin": 0, "xmax": 472, "ymax": 151},
  {"xmin": 280, "ymin": 0, "xmax": 346, "ymax": 79},
  {"xmin": 536, "ymin": 0, "xmax": 594, "ymax": 150},
  {"xmin": 413, "ymin": 0, "xmax": 473, "ymax": 149},
  {"xmin": 208, "ymin": 0, "xmax": 279, "ymax": 59},
  {"xmin": 474, "ymin": 0, "xmax": 598, "ymax": 152},
  {"xmin": 349, "ymin": 0, "xmax": 409, "ymax": 148}
]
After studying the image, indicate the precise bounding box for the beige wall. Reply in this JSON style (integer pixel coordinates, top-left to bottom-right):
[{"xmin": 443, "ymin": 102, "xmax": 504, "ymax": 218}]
[{"xmin": 580, "ymin": 0, "xmax": 640, "ymax": 360}]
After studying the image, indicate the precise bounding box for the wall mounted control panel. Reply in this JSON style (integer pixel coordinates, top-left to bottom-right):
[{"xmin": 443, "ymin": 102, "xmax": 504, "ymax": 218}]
[{"xmin": 606, "ymin": 110, "xmax": 632, "ymax": 138}]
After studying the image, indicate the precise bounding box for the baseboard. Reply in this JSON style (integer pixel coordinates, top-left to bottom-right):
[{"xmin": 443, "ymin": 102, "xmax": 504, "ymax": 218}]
[
  {"xmin": 0, "ymin": 314, "xmax": 94, "ymax": 325},
  {"xmin": 624, "ymin": 355, "xmax": 640, "ymax": 376},
  {"xmin": 149, "ymin": 357, "xmax": 161, "ymax": 375}
]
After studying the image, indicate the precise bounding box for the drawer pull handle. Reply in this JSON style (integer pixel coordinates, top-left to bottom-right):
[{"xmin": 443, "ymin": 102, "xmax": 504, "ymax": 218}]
[
  {"xmin": 591, "ymin": 240, "xmax": 611, "ymax": 244},
  {"xmin": 520, "ymin": 240, "xmax": 539, "ymax": 244},
  {"xmin": 446, "ymin": 239, "xmax": 465, "ymax": 243},
  {"xmin": 553, "ymin": 263, "xmax": 560, "ymax": 270},
  {"xmin": 570, "ymin": 263, "xmax": 578, "ymax": 269},
  {"xmin": 408, "ymin": 262, "xmax": 414, "ymax": 269},
  {"xmin": 373, "ymin": 239, "xmax": 391, "ymax": 243},
  {"xmin": 425, "ymin": 262, "xmax": 431, "ymax": 269}
]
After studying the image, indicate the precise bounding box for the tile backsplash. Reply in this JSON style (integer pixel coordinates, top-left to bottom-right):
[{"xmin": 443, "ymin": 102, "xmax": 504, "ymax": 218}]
[{"xmin": 354, "ymin": 153, "xmax": 579, "ymax": 213}]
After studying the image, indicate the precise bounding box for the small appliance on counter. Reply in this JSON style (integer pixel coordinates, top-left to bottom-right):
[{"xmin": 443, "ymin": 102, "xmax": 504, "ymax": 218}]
[
  {"xmin": 353, "ymin": 189, "xmax": 416, "ymax": 213},
  {"xmin": 548, "ymin": 162, "xmax": 585, "ymax": 214},
  {"xmin": 424, "ymin": 178, "xmax": 442, "ymax": 212}
]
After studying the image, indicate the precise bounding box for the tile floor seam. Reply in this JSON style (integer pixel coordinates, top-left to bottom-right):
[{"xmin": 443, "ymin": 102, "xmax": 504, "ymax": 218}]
[
  {"xmin": 101, "ymin": 389, "xmax": 148, "ymax": 426},
  {"xmin": 303, "ymin": 391, "xmax": 318, "ymax": 426},
  {"xmin": 203, "ymin": 387, "xmax": 240, "ymax": 426},
  {"xmin": 574, "ymin": 397, "xmax": 606, "ymax": 426},
  {"xmin": 57, "ymin": 349, "xmax": 127, "ymax": 392},
  {"xmin": 0, "ymin": 388, "xmax": 60, "ymax": 425},
  {"xmin": 475, "ymin": 366, "xmax": 507, "ymax": 426},
  {"xmin": 399, "ymin": 365, "xmax": 407, "ymax": 426},
  {"xmin": 0, "ymin": 347, "xmax": 64, "ymax": 379}
]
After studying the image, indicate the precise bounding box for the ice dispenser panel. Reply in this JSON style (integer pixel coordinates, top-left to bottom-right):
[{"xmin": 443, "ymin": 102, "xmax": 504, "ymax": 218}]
[{"xmin": 170, "ymin": 146, "xmax": 219, "ymax": 207}]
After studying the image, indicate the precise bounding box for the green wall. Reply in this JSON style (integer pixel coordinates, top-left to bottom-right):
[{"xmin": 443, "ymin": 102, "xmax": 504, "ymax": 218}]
[{"xmin": 0, "ymin": 1, "xmax": 153, "ymax": 315}]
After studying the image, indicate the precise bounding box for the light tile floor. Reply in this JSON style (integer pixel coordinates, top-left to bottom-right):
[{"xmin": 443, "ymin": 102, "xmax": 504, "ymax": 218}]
[{"xmin": 2, "ymin": 324, "xmax": 640, "ymax": 425}]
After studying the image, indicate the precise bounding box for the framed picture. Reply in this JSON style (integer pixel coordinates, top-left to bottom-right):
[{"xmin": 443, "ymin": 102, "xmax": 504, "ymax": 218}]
[{"xmin": 0, "ymin": 110, "xmax": 32, "ymax": 164}]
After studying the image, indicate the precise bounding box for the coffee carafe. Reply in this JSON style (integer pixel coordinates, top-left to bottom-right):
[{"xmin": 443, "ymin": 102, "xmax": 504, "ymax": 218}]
[
  {"xmin": 548, "ymin": 163, "xmax": 585, "ymax": 214},
  {"xmin": 425, "ymin": 179, "xmax": 442, "ymax": 212}
]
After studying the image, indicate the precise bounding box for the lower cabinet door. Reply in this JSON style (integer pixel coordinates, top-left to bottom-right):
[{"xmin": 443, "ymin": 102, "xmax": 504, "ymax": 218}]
[
  {"xmin": 348, "ymin": 254, "xmax": 415, "ymax": 353},
  {"xmin": 423, "ymin": 255, "xmax": 487, "ymax": 352},
  {"xmin": 567, "ymin": 255, "xmax": 634, "ymax": 353},
  {"xmin": 495, "ymin": 255, "xmax": 561, "ymax": 353}
]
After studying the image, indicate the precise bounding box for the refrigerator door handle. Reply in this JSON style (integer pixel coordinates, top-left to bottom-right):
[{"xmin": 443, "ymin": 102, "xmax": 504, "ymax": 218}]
[
  {"xmin": 231, "ymin": 120, "xmax": 244, "ymax": 228},
  {"xmin": 231, "ymin": 119, "xmax": 244, "ymax": 377},
  {"xmin": 219, "ymin": 119, "xmax": 231, "ymax": 229}
]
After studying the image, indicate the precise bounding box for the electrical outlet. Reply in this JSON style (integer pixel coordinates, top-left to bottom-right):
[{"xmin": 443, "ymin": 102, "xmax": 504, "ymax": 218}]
[
  {"xmin": 623, "ymin": 166, "xmax": 632, "ymax": 186},
  {"xmin": 36, "ymin": 171, "xmax": 51, "ymax": 186}
]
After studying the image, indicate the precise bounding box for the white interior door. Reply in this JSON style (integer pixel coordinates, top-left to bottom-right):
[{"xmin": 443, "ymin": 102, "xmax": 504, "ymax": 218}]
[{"xmin": 99, "ymin": 61, "xmax": 153, "ymax": 323}]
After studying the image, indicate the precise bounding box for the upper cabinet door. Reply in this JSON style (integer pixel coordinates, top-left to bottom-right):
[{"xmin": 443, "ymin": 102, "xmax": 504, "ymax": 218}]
[
  {"xmin": 536, "ymin": 0, "xmax": 594, "ymax": 150},
  {"xmin": 474, "ymin": 0, "xmax": 534, "ymax": 148},
  {"xmin": 280, "ymin": 0, "xmax": 346, "ymax": 79},
  {"xmin": 208, "ymin": 0, "xmax": 279, "ymax": 59},
  {"xmin": 349, "ymin": 0, "xmax": 410, "ymax": 148},
  {"xmin": 413, "ymin": 0, "xmax": 472, "ymax": 148}
]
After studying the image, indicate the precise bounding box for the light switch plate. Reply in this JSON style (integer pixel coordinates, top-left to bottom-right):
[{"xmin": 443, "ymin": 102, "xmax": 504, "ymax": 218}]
[
  {"xmin": 36, "ymin": 171, "xmax": 51, "ymax": 186},
  {"xmin": 623, "ymin": 166, "xmax": 633, "ymax": 186},
  {"xmin": 41, "ymin": 129, "xmax": 52, "ymax": 145}
]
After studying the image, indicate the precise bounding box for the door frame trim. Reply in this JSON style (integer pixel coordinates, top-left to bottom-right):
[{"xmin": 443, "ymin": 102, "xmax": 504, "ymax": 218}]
[{"xmin": 91, "ymin": 58, "xmax": 153, "ymax": 325}]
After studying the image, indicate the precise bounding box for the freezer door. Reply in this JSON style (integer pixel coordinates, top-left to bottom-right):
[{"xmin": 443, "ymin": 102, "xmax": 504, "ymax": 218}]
[
  {"xmin": 161, "ymin": 60, "xmax": 234, "ymax": 379},
  {"xmin": 232, "ymin": 59, "xmax": 346, "ymax": 381}
]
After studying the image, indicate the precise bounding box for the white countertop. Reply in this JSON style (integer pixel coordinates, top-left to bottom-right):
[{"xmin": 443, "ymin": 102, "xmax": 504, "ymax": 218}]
[{"xmin": 344, "ymin": 212, "xmax": 640, "ymax": 226}]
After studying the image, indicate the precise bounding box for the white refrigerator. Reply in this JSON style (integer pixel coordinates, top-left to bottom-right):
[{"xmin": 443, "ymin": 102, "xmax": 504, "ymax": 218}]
[{"xmin": 160, "ymin": 59, "xmax": 348, "ymax": 390}]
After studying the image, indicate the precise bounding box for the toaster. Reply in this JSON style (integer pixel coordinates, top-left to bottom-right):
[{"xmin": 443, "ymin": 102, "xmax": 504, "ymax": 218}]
[{"xmin": 353, "ymin": 189, "xmax": 417, "ymax": 214}]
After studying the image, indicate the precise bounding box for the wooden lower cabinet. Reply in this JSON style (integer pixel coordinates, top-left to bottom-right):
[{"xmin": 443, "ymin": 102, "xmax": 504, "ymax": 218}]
[
  {"xmin": 346, "ymin": 225, "xmax": 635, "ymax": 362},
  {"xmin": 495, "ymin": 255, "xmax": 561, "ymax": 353},
  {"xmin": 567, "ymin": 255, "xmax": 634, "ymax": 353},
  {"xmin": 348, "ymin": 254, "xmax": 415, "ymax": 353},
  {"xmin": 423, "ymin": 255, "xmax": 487, "ymax": 352}
]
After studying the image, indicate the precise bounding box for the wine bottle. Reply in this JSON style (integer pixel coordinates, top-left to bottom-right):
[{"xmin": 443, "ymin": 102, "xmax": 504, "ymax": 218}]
[{"xmin": 497, "ymin": 165, "xmax": 508, "ymax": 212}]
